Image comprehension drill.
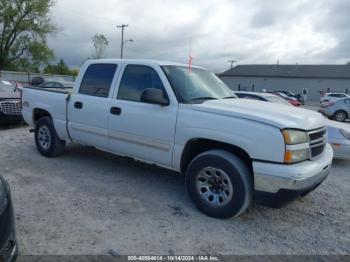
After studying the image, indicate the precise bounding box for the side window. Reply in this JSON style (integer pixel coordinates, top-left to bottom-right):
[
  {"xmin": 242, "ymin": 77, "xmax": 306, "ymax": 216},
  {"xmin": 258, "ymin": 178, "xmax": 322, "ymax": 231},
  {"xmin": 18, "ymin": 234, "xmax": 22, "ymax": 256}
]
[
  {"xmin": 249, "ymin": 95, "xmax": 264, "ymax": 101},
  {"xmin": 53, "ymin": 82, "xmax": 62, "ymax": 88},
  {"xmin": 43, "ymin": 82, "xmax": 55, "ymax": 88},
  {"xmin": 79, "ymin": 64, "xmax": 117, "ymax": 98},
  {"xmin": 118, "ymin": 65, "xmax": 166, "ymax": 102}
]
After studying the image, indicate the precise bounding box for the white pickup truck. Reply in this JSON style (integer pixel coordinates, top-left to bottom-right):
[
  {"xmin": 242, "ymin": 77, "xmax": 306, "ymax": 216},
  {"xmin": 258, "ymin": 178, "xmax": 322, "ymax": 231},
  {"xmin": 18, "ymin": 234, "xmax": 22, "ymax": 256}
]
[{"xmin": 22, "ymin": 59, "xmax": 333, "ymax": 218}]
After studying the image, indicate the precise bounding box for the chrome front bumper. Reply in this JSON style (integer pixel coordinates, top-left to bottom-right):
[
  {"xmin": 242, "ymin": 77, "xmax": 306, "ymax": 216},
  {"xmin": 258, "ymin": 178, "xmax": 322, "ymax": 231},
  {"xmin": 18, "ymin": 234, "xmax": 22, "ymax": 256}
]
[{"xmin": 253, "ymin": 144, "xmax": 333, "ymax": 194}]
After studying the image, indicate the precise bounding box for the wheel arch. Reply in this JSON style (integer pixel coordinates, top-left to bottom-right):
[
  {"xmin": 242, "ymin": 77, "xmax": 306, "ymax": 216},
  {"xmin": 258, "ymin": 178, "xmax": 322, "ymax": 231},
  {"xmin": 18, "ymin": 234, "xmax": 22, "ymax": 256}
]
[
  {"xmin": 180, "ymin": 138, "xmax": 253, "ymax": 175},
  {"xmin": 33, "ymin": 108, "xmax": 52, "ymax": 124}
]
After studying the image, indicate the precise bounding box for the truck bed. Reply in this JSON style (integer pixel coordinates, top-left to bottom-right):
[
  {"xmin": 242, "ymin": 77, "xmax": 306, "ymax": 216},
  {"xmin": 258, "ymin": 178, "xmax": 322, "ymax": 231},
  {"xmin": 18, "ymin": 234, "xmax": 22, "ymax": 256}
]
[
  {"xmin": 21, "ymin": 86, "xmax": 71, "ymax": 141},
  {"xmin": 25, "ymin": 86, "xmax": 72, "ymax": 94}
]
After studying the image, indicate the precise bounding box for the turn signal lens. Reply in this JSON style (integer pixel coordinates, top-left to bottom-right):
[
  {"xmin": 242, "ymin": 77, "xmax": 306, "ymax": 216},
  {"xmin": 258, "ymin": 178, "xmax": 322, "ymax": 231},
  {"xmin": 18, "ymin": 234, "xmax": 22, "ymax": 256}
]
[{"xmin": 284, "ymin": 149, "xmax": 309, "ymax": 163}]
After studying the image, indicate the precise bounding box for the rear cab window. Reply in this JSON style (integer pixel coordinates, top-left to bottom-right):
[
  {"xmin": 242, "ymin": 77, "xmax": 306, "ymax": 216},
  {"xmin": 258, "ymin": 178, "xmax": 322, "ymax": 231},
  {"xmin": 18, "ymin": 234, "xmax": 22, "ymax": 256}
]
[{"xmin": 79, "ymin": 64, "xmax": 118, "ymax": 98}]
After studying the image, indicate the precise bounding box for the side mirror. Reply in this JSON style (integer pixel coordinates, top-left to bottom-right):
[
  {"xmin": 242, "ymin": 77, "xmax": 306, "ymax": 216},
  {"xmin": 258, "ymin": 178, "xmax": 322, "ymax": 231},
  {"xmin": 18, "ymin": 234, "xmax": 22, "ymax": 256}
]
[{"xmin": 140, "ymin": 88, "xmax": 169, "ymax": 106}]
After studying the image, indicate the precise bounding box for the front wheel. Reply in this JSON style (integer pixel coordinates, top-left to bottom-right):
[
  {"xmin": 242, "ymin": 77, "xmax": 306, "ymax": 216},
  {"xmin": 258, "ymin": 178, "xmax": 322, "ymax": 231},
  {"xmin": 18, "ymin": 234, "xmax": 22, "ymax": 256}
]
[
  {"xmin": 186, "ymin": 150, "xmax": 253, "ymax": 219},
  {"xmin": 35, "ymin": 117, "xmax": 66, "ymax": 157}
]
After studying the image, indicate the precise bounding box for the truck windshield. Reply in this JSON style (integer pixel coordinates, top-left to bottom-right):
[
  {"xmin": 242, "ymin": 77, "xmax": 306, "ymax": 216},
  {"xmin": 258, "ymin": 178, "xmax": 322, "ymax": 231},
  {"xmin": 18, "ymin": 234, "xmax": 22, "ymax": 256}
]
[{"xmin": 162, "ymin": 66, "xmax": 234, "ymax": 103}]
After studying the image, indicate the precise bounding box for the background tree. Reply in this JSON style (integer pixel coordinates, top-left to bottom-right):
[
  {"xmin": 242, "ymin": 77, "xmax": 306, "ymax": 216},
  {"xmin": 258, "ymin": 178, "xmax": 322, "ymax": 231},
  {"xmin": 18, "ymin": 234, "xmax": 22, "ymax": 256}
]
[
  {"xmin": 92, "ymin": 34, "xmax": 109, "ymax": 59},
  {"xmin": 0, "ymin": 0, "xmax": 56, "ymax": 70},
  {"xmin": 43, "ymin": 59, "xmax": 78, "ymax": 76}
]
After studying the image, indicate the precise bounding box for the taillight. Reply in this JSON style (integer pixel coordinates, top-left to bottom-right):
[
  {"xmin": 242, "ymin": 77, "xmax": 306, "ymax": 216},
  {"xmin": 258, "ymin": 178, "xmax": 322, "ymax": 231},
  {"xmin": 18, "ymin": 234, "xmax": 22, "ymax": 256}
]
[
  {"xmin": 323, "ymin": 101, "xmax": 334, "ymax": 107},
  {"xmin": 20, "ymin": 87, "xmax": 23, "ymax": 105}
]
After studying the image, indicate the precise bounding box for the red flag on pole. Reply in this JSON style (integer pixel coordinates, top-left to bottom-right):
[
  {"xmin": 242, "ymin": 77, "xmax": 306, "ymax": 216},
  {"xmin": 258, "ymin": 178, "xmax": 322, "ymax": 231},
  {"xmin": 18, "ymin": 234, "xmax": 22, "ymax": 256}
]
[
  {"xmin": 188, "ymin": 38, "xmax": 193, "ymax": 73},
  {"xmin": 188, "ymin": 55, "xmax": 193, "ymax": 73}
]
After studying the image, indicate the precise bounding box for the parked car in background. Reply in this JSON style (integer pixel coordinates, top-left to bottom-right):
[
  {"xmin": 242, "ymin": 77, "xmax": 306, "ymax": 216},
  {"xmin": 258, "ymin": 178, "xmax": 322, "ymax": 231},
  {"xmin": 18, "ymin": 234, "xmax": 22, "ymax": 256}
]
[
  {"xmin": 0, "ymin": 175, "xmax": 18, "ymax": 262},
  {"xmin": 38, "ymin": 81, "xmax": 74, "ymax": 89},
  {"xmin": 269, "ymin": 92, "xmax": 301, "ymax": 107},
  {"xmin": 0, "ymin": 80, "xmax": 22, "ymax": 124},
  {"xmin": 22, "ymin": 59, "xmax": 333, "ymax": 218},
  {"xmin": 9, "ymin": 81, "xmax": 23, "ymax": 92},
  {"xmin": 319, "ymin": 97, "xmax": 350, "ymax": 122},
  {"xmin": 320, "ymin": 93, "xmax": 350, "ymax": 104},
  {"xmin": 274, "ymin": 90, "xmax": 305, "ymax": 105},
  {"xmin": 30, "ymin": 76, "xmax": 73, "ymax": 86},
  {"xmin": 235, "ymin": 91, "xmax": 292, "ymax": 106},
  {"xmin": 326, "ymin": 120, "xmax": 350, "ymax": 160}
]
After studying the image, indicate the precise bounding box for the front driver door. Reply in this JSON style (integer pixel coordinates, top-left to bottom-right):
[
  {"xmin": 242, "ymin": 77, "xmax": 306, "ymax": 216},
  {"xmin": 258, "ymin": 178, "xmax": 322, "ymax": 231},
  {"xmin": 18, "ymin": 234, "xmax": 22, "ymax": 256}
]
[{"xmin": 108, "ymin": 64, "xmax": 178, "ymax": 167}]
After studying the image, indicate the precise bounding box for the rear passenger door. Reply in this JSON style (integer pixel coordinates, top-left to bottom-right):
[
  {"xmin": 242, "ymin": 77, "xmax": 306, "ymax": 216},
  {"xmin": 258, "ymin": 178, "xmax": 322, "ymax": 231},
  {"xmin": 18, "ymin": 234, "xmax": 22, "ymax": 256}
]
[
  {"xmin": 68, "ymin": 63, "xmax": 119, "ymax": 149},
  {"xmin": 108, "ymin": 64, "xmax": 178, "ymax": 167}
]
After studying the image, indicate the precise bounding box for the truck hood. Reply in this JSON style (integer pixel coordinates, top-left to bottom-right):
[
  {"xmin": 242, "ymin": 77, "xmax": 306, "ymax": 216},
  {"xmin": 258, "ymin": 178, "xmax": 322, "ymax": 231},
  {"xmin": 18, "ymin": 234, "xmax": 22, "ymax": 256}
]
[{"xmin": 191, "ymin": 98, "xmax": 325, "ymax": 130}]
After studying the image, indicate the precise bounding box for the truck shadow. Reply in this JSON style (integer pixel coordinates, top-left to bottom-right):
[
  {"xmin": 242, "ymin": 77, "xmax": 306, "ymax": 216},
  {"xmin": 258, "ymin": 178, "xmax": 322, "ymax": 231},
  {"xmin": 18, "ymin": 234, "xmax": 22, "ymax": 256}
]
[
  {"xmin": 0, "ymin": 122, "xmax": 26, "ymax": 130},
  {"xmin": 56, "ymin": 144, "xmax": 331, "ymax": 223}
]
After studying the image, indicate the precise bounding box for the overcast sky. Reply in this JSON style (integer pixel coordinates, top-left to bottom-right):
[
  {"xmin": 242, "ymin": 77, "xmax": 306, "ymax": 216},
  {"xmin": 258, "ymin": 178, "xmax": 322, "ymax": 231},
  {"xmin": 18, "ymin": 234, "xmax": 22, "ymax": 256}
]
[{"xmin": 47, "ymin": 0, "xmax": 350, "ymax": 73}]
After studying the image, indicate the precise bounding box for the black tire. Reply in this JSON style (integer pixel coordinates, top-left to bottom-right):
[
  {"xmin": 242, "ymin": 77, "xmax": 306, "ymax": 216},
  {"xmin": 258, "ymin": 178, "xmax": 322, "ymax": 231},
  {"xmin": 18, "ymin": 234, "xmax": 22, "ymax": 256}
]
[
  {"xmin": 332, "ymin": 110, "xmax": 348, "ymax": 122},
  {"xmin": 186, "ymin": 150, "xmax": 253, "ymax": 219},
  {"xmin": 34, "ymin": 117, "xmax": 65, "ymax": 157}
]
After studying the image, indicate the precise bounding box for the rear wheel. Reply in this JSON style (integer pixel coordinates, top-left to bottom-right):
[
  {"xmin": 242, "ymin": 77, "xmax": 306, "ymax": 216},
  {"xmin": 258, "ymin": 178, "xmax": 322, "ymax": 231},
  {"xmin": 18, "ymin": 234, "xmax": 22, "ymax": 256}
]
[
  {"xmin": 332, "ymin": 110, "xmax": 348, "ymax": 122},
  {"xmin": 35, "ymin": 117, "xmax": 65, "ymax": 157},
  {"xmin": 186, "ymin": 150, "xmax": 253, "ymax": 219}
]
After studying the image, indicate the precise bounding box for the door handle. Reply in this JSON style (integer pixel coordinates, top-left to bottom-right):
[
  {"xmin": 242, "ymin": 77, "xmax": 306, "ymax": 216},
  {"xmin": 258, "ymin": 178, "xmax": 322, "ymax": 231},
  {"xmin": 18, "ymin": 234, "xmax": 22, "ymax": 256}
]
[
  {"xmin": 110, "ymin": 106, "xmax": 122, "ymax": 115},
  {"xmin": 74, "ymin": 101, "xmax": 83, "ymax": 109}
]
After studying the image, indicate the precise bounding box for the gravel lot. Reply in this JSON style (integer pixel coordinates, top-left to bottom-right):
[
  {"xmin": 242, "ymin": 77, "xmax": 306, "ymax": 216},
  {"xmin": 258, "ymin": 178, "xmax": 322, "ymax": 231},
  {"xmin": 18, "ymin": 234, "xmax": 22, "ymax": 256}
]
[{"xmin": 0, "ymin": 125, "xmax": 349, "ymax": 255}]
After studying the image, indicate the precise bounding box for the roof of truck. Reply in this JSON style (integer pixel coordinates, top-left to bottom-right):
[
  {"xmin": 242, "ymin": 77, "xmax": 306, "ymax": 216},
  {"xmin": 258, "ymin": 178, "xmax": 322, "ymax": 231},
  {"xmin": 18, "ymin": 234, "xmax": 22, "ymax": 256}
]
[{"xmin": 86, "ymin": 59, "xmax": 205, "ymax": 69}]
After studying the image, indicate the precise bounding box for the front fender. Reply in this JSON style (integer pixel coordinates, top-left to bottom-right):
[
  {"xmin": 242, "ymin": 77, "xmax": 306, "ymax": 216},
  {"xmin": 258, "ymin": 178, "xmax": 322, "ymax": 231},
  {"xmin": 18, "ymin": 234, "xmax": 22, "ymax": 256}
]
[{"xmin": 173, "ymin": 107, "xmax": 285, "ymax": 170}]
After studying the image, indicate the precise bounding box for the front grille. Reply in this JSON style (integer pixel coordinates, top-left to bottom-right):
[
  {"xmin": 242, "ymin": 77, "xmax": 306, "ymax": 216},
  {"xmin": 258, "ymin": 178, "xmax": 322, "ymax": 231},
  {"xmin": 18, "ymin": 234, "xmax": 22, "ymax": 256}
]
[
  {"xmin": 308, "ymin": 128, "xmax": 327, "ymax": 158},
  {"xmin": 0, "ymin": 100, "xmax": 22, "ymax": 115},
  {"xmin": 311, "ymin": 144, "xmax": 325, "ymax": 157},
  {"xmin": 309, "ymin": 129, "xmax": 326, "ymax": 141}
]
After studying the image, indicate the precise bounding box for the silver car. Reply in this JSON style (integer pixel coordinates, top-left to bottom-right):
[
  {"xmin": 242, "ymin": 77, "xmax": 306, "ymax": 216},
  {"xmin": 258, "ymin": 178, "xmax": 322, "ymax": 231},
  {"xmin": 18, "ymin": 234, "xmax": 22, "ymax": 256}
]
[
  {"xmin": 319, "ymin": 97, "xmax": 350, "ymax": 122},
  {"xmin": 326, "ymin": 120, "xmax": 350, "ymax": 160}
]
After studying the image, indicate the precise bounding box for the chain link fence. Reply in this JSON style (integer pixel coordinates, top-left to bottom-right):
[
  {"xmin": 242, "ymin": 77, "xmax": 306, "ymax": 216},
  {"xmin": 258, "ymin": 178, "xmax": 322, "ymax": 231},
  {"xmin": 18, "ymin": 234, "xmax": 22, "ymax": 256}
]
[{"xmin": 0, "ymin": 70, "xmax": 75, "ymax": 85}]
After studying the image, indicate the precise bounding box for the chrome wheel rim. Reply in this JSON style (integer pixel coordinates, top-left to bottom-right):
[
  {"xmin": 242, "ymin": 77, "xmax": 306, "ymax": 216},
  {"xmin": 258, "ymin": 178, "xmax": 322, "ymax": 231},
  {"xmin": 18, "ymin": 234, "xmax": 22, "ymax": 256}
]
[
  {"xmin": 38, "ymin": 125, "xmax": 51, "ymax": 150},
  {"xmin": 335, "ymin": 112, "xmax": 346, "ymax": 121},
  {"xmin": 196, "ymin": 167, "xmax": 233, "ymax": 207}
]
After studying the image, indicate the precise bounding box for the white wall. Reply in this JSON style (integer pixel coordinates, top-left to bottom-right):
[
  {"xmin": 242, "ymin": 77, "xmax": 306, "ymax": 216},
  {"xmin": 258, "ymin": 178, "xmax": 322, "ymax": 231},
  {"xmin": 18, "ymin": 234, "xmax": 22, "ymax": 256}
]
[{"xmin": 220, "ymin": 76, "xmax": 350, "ymax": 102}]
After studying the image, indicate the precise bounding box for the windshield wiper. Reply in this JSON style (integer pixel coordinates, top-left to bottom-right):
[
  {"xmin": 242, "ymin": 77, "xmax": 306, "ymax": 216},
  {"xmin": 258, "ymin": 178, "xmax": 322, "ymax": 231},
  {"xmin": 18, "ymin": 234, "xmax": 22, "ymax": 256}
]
[{"xmin": 190, "ymin": 97, "xmax": 218, "ymax": 102}]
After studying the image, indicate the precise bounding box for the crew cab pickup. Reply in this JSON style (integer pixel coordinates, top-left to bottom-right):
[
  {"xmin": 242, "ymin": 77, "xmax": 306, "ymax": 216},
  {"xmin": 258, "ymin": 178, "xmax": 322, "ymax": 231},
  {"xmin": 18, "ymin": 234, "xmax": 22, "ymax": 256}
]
[{"xmin": 22, "ymin": 59, "xmax": 333, "ymax": 218}]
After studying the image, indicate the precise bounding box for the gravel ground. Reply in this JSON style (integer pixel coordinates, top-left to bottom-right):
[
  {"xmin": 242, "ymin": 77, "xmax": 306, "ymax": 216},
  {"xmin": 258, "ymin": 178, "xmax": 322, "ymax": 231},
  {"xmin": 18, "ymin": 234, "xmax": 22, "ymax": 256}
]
[{"xmin": 0, "ymin": 125, "xmax": 349, "ymax": 255}]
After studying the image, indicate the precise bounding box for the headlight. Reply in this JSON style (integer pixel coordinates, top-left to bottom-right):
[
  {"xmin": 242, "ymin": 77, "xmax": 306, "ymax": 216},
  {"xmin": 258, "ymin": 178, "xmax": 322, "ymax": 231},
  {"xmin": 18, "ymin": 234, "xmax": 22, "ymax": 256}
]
[
  {"xmin": 282, "ymin": 129, "xmax": 309, "ymax": 145},
  {"xmin": 340, "ymin": 129, "xmax": 350, "ymax": 140},
  {"xmin": 284, "ymin": 149, "xmax": 310, "ymax": 164},
  {"xmin": 282, "ymin": 129, "xmax": 309, "ymax": 163},
  {"xmin": 0, "ymin": 177, "xmax": 8, "ymax": 211}
]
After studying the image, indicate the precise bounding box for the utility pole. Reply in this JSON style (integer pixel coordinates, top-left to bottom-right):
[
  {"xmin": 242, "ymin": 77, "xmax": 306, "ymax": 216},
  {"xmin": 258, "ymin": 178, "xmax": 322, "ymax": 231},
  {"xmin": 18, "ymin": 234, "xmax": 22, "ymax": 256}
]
[
  {"xmin": 117, "ymin": 24, "xmax": 129, "ymax": 59},
  {"xmin": 228, "ymin": 60, "xmax": 237, "ymax": 69}
]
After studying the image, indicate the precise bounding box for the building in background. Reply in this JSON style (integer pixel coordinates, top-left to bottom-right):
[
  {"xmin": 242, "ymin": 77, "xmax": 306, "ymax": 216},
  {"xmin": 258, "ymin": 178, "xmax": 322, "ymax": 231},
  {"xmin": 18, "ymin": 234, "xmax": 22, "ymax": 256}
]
[{"xmin": 219, "ymin": 64, "xmax": 350, "ymax": 102}]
